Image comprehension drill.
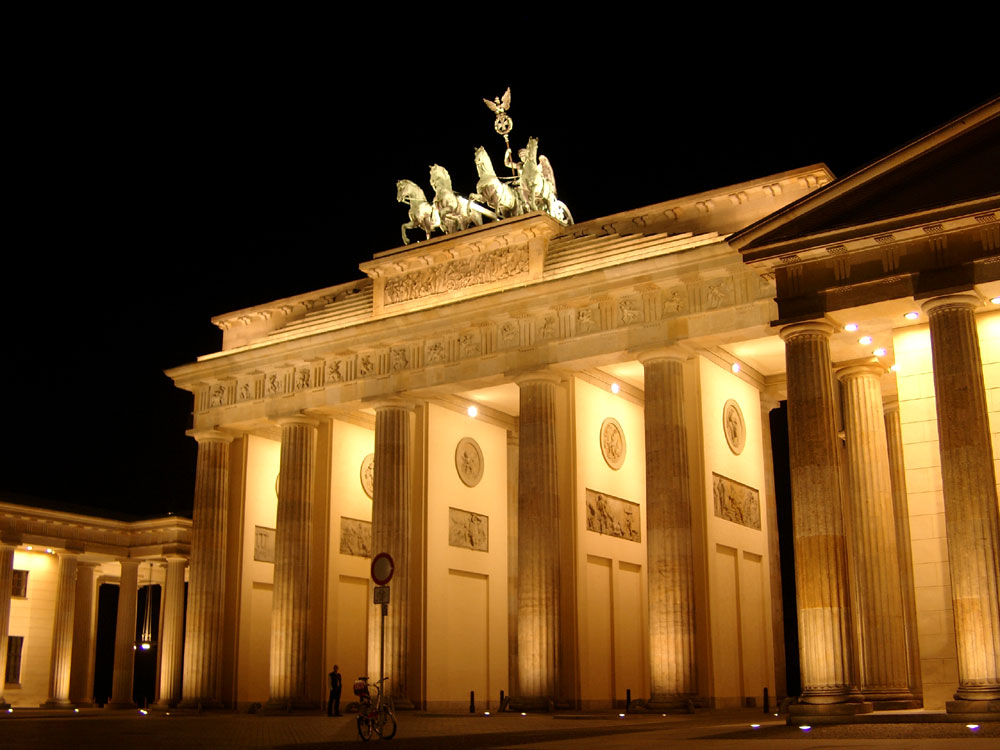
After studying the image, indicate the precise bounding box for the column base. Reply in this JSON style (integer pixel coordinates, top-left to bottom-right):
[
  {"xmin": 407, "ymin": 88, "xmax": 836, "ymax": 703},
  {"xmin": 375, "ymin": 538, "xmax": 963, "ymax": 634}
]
[
  {"xmin": 508, "ymin": 696, "xmax": 557, "ymax": 712},
  {"xmin": 393, "ymin": 696, "xmax": 415, "ymax": 710},
  {"xmin": 788, "ymin": 701, "xmax": 873, "ymax": 722},
  {"xmin": 40, "ymin": 700, "xmax": 74, "ymax": 709},
  {"xmin": 645, "ymin": 695, "xmax": 697, "ymax": 713},
  {"xmin": 946, "ymin": 698, "xmax": 1000, "ymax": 714},
  {"xmin": 106, "ymin": 700, "xmax": 137, "ymax": 710},
  {"xmin": 262, "ymin": 698, "xmax": 321, "ymax": 713},
  {"xmin": 177, "ymin": 698, "xmax": 225, "ymax": 710}
]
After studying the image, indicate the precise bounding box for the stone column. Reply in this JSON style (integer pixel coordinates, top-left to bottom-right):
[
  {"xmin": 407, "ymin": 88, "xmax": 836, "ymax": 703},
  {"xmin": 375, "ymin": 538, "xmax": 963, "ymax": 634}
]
[
  {"xmin": 507, "ymin": 432, "xmax": 520, "ymax": 699},
  {"xmin": 837, "ymin": 363, "xmax": 915, "ymax": 707},
  {"xmin": 0, "ymin": 542, "xmax": 15, "ymax": 709},
  {"xmin": 514, "ymin": 372, "xmax": 561, "ymax": 707},
  {"xmin": 156, "ymin": 557, "xmax": 187, "ymax": 707},
  {"xmin": 760, "ymin": 394, "xmax": 787, "ymax": 701},
  {"xmin": 639, "ymin": 350, "xmax": 697, "ymax": 706},
  {"xmin": 109, "ymin": 558, "xmax": 139, "ymax": 708},
  {"xmin": 884, "ymin": 398, "xmax": 922, "ymax": 702},
  {"xmin": 780, "ymin": 321, "xmax": 867, "ymax": 714},
  {"xmin": 69, "ymin": 562, "xmax": 98, "ymax": 706},
  {"xmin": 181, "ymin": 430, "xmax": 233, "ymax": 708},
  {"xmin": 922, "ymin": 294, "xmax": 1000, "ymax": 710},
  {"xmin": 368, "ymin": 404, "xmax": 412, "ymax": 705},
  {"xmin": 269, "ymin": 415, "xmax": 318, "ymax": 709},
  {"xmin": 43, "ymin": 551, "xmax": 79, "ymax": 706}
]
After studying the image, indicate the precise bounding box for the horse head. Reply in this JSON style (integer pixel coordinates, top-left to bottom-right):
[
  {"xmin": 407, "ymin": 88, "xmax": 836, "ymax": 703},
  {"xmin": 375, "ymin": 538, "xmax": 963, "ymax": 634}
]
[
  {"xmin": 474, "ymin": 146, "xmax": 494, "ymax": 177},
  {"xmin": 396, "ymin": 179, "xmax": 424, "ymax": 203},
  {"xmin": 429, "ymin": 165, "xmax": 452, "ymax": 193}
]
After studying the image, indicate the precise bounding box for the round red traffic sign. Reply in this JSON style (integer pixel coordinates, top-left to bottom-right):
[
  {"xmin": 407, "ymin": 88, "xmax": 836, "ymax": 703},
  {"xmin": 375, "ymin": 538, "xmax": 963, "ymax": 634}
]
[{"xmin": 371, "ymin": 552, "xmax": 394, "ymax": 585}]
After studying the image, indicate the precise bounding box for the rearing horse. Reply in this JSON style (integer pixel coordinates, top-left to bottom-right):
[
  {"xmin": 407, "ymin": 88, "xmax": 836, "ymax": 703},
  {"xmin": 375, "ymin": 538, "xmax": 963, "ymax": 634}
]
[
  {"xmin": 470, "ymin": 147, "xmax": 524, "ymax": 219},
  {"xmin": 396, "ymin": 179, "xmax": 441, "ymax": 244}
]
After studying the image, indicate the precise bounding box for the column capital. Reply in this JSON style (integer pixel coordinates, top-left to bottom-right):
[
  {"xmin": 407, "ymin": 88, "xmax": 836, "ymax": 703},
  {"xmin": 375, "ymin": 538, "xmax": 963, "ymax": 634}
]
[
  {"xmin": 163, "ymin": 554, "xmax": 189, "ymax": 564},
  {"xmin": 920, "ymin": 292, "xmax": 981, "ymax": 316},
  {"xmin": 836, "ymin": 361, "xmax": 886, "ymax": 381},
  {"xmin": 512, "ymin": 369, "xmax": 563, "ymax": 387},
  {"xmin": 186, "ymin": 428, "xmax": 235, "ymax": 444},
  {"xmin": 274, "ymin": 414, "xmax": 320, "ymax": 429},
  {"xmin": 370, "ymin": 398, "xmax": 419, "ymax": 413},
  {"xmin": 779, "ymin": 319, "xmax": 835, "ymax": 342},
  {"xmin": 637, "ymin": 346, "xmax": 688, "ymax": 365}
]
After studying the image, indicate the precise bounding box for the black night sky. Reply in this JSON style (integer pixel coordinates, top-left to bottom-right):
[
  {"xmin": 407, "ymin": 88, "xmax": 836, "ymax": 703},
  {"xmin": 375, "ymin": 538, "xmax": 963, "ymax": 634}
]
[{"xmin": 3, "ymin": 13, "xmax": 996, "ymax": 519}]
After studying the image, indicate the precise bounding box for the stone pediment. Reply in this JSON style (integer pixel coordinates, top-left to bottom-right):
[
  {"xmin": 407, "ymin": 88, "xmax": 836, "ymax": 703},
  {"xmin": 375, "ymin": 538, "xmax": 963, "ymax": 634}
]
[
  {"xmin": 733, "ymin": 99, "xmax": 1000, "ymax": 262},
  {"xmin": 359, "ymin": 212, "xmax": 562, "ymax": 316}
]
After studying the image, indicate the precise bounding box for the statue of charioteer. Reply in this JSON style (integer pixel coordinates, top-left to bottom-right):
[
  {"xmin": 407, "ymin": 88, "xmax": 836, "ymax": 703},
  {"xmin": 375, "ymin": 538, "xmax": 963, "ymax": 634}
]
[{"xmin": 397, "ymin": 87, "xmax": 572, "ymax": 244}]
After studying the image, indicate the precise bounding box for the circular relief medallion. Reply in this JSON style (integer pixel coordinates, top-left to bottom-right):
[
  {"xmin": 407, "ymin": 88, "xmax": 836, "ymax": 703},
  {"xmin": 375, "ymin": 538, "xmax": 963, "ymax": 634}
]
[
  {"xmin": 455, "ymin": 437, "xmax": 484, "ymax": 488},
  {"xmin": 723, "ymin": 399, "xmax": 746, "ymax": 455},
  {"xmin": 600, "ymin": 417, "xmax": 626, "ymax": 470},
  {"xmin": 360, "ymin": 453, "xmax": 375, "ymax": 499}
]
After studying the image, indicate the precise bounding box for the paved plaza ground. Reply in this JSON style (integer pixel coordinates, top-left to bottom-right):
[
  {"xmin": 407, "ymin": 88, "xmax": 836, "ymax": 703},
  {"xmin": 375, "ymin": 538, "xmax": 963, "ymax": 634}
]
[{"xmin": 1, "ymin": 706, "xmax": 997, "ymax": 749}]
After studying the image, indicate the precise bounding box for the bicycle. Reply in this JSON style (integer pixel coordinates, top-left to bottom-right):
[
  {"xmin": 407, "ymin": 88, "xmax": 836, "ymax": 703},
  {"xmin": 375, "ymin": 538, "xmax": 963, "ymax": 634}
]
[{"xmin": 354, "ymin": 676, "xmax": 397, "ymax": 741}]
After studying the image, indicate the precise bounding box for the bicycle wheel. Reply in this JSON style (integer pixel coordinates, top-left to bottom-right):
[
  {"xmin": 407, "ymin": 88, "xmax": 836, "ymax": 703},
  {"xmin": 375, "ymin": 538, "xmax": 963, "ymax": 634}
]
[
  {"xmin": 357, "ymin": 714, "xmax": 372, "ymax": 742},
  {"xmin": 377, "ymin": 704, "xmax": 397, "ymax": 740}
]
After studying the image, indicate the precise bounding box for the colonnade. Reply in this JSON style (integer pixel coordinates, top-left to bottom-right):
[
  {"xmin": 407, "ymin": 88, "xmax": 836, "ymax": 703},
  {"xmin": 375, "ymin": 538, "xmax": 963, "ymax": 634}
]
[
  {"xmin": 0, "ymin": 544, "xmax": 188, "ymax": 708},
  {"xmin": 781, "ymin": 293, "xmax": 1000, "ymax": 715}
]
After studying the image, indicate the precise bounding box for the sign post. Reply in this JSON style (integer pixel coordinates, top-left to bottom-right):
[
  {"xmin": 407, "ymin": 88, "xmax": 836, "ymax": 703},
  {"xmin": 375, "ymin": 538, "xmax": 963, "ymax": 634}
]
[{"xmin": 370, "ymin": 553, "xmax": 394, "ymax": 699}]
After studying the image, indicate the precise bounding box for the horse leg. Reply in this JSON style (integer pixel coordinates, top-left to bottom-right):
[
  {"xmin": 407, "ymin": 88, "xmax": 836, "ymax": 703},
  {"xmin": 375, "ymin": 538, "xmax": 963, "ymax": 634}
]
[{"xmin": 401, "ymin": 222, "xmax": 413, "ymax": 245}]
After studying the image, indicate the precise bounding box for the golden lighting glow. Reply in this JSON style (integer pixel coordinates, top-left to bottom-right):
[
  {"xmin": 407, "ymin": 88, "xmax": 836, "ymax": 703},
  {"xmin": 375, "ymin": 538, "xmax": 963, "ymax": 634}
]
[
  {"xmin": 731, "ymin": 362, "xmax": 741, "ymax": 374},
  {"xmin": 859, "ymin": 335, "xmax": 873, "ymax": 345},
  {"xmin": 904, "ymin": 311, "xmax": 919, "ymax": 320},
  {"xmin": 25, "ymin": 546, "xmax": 32, "ymax": 551},
  {"xmin": 890, "ymin": 363, "xmax": 900, "ymax": 372},
  {"xmin": 467, "ymin": 405, "xmax": 478, "ymax": 418},
  {"xmin": 610, "ymin": 382, "xmax": 620, "ymax": 394},
  {"xmin": 799, "ymin": 725, "xmax": 812, "ymax": 731},
  {"xmin": 750, "ymin": 723, "xmax": 760, "ymax": 729},
  {"xmin": 873, "ymin": 348, "xmax": 887, "ymax": 357},
  {"xmin": 844, "ymin": 323, "xmax": 859, "ymax": 332},
  {"xmin": 991, "ymin": 297, "xmax": 1000, "ymax": 305},
  {"xmin": 618, "ymin": 713, "xmax": 625, "ymax": 718},
  {"xmin": 967, "ymin": 724, "xmax": 980, "ymax": 730}
]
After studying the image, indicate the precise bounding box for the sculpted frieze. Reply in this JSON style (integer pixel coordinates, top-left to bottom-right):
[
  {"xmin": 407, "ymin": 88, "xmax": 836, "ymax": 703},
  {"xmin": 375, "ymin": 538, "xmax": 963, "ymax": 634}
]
[
  {"xmin": 662, "ymin": 287, "xmax": 687, "ymax": 316},
  {"xmin": 295, "ymin": 368, "xmax": 311, "ymax": 390},
  {"xmin": 382, "ymin": 244, "xmax": 529, "ymax": 306},
  {"xmin": 712, "ymin": 473, "xmax": 760, "ymax": 530},
  {"xmin": 585, "ymin": 489, "xmax": 640, "ymax": 542},
  {"xmin": 618, "ymin": 298, "xmax": 641, "ymax": 325}
]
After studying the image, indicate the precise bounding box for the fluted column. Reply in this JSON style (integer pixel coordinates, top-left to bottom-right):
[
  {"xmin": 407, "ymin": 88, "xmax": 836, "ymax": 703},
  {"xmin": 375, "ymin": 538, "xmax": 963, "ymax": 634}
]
[
  {"xmin": 69, "ymin": 562, "xmax": 98, "ymax": 705},
  {"xmin": 156, "ymin": 557, "xmax": 187, "ymax": 707},
  {"xmin": 43, "ymin": 551, "xmax": 79, "ymax": 706},
  {"xmin": 515, "ymin": 372, "xmax": 561, "ymax": 706},
  {"xmin": 837, "ymin": 364, "xmax": 914, "ymax": 707},
  {"xmin": 780, "ymin": 321, "xmax": 866, "ymax": 713},
  {"xmin": 109, "ymin": 558, "xmax": 139, "ymax": 708},
  {"xmin": 181, "ymin": 430, "xmax": 233, "ymax": 708},
  {"xmin": 922, "ymin": 294, "xmax": 1000, "ymax": 708},
  {"xmin": 269, "ymin": 415, "xmax": 318, "ymax": 708},
  {"xmin": 507, "ymin": 432, "xmax": 520, "ymax": 698},
  {"xmin": 368, "ymin": 404, "xmax": 411, "ymax": 704},
  {"xmin": 884, "ymin": 398, "xmax": 922, "ymax": 702},
  {"xmin": 640, "ymin": 350, "xmax": 697, "ymax": 705},
  {"xmin": 0, "ymin": 543, "xmax": 15, "ymax": 709}
]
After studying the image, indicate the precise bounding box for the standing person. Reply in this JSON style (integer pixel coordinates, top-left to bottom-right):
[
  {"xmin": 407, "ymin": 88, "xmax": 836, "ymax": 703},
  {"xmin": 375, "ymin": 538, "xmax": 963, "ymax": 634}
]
[{"xmin": 327, "ymin": 665, "xmax": 342, "ymax": 716}]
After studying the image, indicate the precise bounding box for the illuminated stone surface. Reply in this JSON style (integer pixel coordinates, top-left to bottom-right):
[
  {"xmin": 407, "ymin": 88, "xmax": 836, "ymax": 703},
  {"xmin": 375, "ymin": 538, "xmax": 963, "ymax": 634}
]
[
  {"xmin": 68, "ymin": 562, "xmax": 97, "ymax": 706},
  {"xmin": 181, "ymin": 431, "xmax": 233, "ymax": 707},
  {"xmin": 641, "ymin": 350, "xmax": 697, "ymax": 705},
  {"xmin": 0, "ymin": 543, "xmax": 14, "ymax": 709},
  {"xmin": 780, "ymin": 322, "xmax": 865, "ymax": 709},
  {"xmin": 44, "ymin": 551, "xmax": 78, "ymax": 706},
  {"xmin": 883, "ymin": 399, "xmax": 922, "ymax": 702},
  {"xmin": 516, "ymin": 373, "xmax": 562, "ymax": 705},
  {"xmin": 368, "ymin": 405, "xmax": 412, "ymax": 704},
  {"xmin": 269, "ymin": 416, "xmax": 318, "ymax": 708},
  {"xmin": 156, "ymin": 557, "xmax": 187, "ymax": 707},
  {"xmin": 837, "ymin": 364, "xmax": 914, "ymax": 706},
  {"xmin": 923, "ymin": 294, "xmax": 1000, "ymax": 707},
  {"xmin": 109, "ymin": 558, "xmax": 138, "ymax": 708}
]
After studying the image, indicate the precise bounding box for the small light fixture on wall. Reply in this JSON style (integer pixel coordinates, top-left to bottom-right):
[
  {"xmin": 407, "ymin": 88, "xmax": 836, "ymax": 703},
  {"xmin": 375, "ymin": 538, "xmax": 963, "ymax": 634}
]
[
  {"xmin": 467, "ymin": 405, "xmax": 478, "ymax": 418},
  {"xmin": 844, "ymin": 323, "xmax": 859, "ymax": 332},
  {"xmin": 610, "ymin": 382, "xmax": 620, "ymax": 394},
  {"xmin": 731, "ymin": 362, "xmax": 741, "ymax": 374},
  {"xmin": 859, "ymin": 335, "xmax": 873, "ymax": 345},
  {"xmin": 904, "ymin": 311, "xmax": 919, "ymax": 320}
]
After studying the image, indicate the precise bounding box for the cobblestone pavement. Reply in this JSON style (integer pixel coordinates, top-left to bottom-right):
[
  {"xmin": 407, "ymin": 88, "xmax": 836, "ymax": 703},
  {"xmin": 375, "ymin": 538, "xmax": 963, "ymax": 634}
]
[{"xmin": 1, "ymin": 707, "xmax": 997, "ymax": 749}]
